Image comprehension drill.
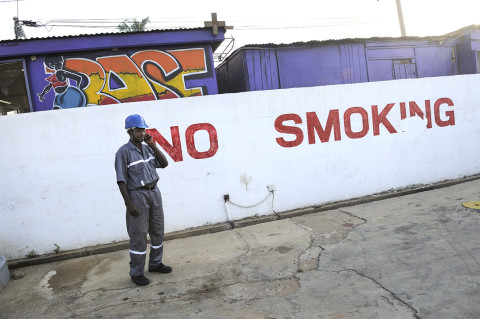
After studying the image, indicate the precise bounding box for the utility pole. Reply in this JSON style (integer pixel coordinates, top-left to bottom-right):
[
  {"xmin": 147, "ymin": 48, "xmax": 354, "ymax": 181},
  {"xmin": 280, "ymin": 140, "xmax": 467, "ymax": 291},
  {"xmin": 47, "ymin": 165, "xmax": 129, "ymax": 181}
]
[
  {"xmin": 395, "ymin": 0, "xmax": 406, "ymax": 36},
  {"xmin": 13, "ymin": 0, "xmax": 25, "ymax": 39},
  {"xmin": 378, "ymin": 0, "xmax": 406, "ymax": 37},
  {"xmin": 13, "ymin": 17, "xmax": 26, "ymax": 39}
]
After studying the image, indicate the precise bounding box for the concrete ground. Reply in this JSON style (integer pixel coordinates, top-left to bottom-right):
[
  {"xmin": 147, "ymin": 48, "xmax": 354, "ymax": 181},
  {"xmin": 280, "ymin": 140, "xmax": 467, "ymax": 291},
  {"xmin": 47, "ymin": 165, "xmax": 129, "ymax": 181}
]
[{"xmin": 1, "ymin": 179, "xmax": 480, "ymax": 319}]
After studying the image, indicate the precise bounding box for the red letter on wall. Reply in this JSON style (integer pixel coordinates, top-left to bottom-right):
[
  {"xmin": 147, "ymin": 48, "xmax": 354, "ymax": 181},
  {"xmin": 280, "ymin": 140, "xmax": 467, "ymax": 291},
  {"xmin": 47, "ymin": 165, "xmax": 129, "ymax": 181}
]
[
  {"xmin": 274, "ymin": 113, "xmax": 304, "ymax": 148},
  {"xmin": 372, "ymin": 103, "xmax": 397, "ymax": 136},
  {"xmin": 434, "ymin": 98, "xmax": 455, "ymax": 127},
  {"xmin": 185, "ymin": 123, "xmax": 219, "ymax": 159},
  {"xmin": 344, "ymin": 107, "xmax": 369, "ymax": 139},
  {"xmin": 306, "ymin": 110, "xmax": 341, "ymax": 144},
  {"xmin": 406, "ymin": 101, "xmax": 432, "ymax": 128},
  {"xmin": 147, "ymin": 127, "xmax": 183, "ymax": 162}
]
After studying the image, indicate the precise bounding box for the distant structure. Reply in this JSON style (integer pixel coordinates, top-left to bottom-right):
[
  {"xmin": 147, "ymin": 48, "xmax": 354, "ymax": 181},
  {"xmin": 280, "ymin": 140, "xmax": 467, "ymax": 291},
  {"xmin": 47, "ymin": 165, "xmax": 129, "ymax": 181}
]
[{"xmin": 216, "ymin": 25, "xmax": 480, "ymax": 94}]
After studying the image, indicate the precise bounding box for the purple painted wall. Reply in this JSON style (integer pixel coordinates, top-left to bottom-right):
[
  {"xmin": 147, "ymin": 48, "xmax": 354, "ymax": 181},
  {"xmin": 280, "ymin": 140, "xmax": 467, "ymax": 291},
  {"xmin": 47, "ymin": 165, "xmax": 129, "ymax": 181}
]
[
  {"xmin": 416, "ymin": 46, "xmax": 456, "ymax": 77},
  {"xmin": 0, "ymin": 28, "xmax": 225, "ymax": 112},
  {"xmin": 278, "ymin": 46, "xmax": 343, "ymax": 87},
  {"xmin": 275, "ymin": 44, "xmax": 368, "ymax": 88},
  {"xmin": 366, "ymin": 40, "xmax": 455, "ymax": 81},
  {"xmin": 455, "ymin": 33, "xmax": 474, "ymax": 75},
  {"xmin": 216, "ymin": 31, "xmax": 477, "ymax": 94},
  {"xmin": 454, "ymin": 28, "xmax": 480, "ymax": 74},
  {"xmin": 216, "ymin": 50, "xmax": 247, "ymax": 93}
]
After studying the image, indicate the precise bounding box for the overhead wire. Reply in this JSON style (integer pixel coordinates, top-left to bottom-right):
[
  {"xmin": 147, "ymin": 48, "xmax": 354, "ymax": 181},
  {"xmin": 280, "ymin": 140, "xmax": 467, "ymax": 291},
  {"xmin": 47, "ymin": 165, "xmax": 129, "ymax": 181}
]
[
  {"xmin": 13, "ymin": 15, "xmax": 389, "ymax": 56},
  {"xmin": 26, "ymin": 16, "xmax": 386, "ymax": 32},
  {"xmin": 234, "ymin": 21, "xmax": 384, "ymax": 30}
]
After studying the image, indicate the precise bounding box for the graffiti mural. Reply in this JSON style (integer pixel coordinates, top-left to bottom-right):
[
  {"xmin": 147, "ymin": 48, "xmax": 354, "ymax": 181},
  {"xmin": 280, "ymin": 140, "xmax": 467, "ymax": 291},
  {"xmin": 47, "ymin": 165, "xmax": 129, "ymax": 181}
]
[
  {"xmin": 38, "ymin": 55, "xmax": 88, "ymax": 109},
  {"xmin": 38, "ymin": 48, "xmax": 211, "ymax": 109}
]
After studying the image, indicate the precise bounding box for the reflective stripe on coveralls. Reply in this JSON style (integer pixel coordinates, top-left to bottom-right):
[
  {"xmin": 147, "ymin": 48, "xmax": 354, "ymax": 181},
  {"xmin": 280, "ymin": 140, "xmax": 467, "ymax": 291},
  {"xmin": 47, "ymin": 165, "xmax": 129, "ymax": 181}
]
[
  {"xmin": 127, "ymin": 155, "xmax": 156, "ymax": 168},
  {"xmin": 130, "ymin": 243, "xmax": 163, "ymax": 254}
]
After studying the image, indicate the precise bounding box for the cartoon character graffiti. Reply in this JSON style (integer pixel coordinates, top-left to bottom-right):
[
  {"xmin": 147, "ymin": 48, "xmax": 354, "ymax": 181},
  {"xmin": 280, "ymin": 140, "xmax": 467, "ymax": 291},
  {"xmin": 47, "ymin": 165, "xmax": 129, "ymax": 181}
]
[{"xmin": 38, "ymin": 55, "xmax": 88, "ymax": 109}]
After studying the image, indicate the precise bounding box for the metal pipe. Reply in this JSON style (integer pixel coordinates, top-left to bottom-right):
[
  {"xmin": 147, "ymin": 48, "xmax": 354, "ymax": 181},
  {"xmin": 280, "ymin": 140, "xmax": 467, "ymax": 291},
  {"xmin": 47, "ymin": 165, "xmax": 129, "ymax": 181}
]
[{"xmin": 223, "ymin": 194, "xmax": 235, "ymax": 229}]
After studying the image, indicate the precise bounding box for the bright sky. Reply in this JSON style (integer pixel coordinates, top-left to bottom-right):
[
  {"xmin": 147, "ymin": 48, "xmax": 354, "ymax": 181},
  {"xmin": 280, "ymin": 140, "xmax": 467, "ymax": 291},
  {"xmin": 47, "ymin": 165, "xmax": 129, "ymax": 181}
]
[{"xmin": 0, "ymin": 0, "xmax": 478, "ymax": 57}]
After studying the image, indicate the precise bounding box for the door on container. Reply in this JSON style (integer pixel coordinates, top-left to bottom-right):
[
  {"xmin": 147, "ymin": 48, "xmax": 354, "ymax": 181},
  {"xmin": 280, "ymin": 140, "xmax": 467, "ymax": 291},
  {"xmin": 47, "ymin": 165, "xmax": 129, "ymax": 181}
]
[
  {"xmin": 0, "ymin": 60, "xmax": 32, "ymax": 115},
  {"xmin": 393, "ymin": 58, "xmax": 417, "ymax": 79}
]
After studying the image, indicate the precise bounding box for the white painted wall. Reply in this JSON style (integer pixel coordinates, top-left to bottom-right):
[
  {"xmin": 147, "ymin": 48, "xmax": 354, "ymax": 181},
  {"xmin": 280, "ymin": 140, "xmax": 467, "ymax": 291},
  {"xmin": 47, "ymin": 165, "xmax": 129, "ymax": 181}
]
[{"xmin": 1, "ymin": 74, "xmax": 480, "ymax": 260}]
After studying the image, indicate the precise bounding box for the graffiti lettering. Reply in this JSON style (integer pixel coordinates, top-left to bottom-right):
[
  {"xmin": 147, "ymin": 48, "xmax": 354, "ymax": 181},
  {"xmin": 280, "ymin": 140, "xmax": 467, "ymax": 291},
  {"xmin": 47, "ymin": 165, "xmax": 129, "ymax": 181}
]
[
  {"xmin": 146, "ymin": 123, "xmax": 219, "ymax": 162},
  {"xmin": 40, "ymin": 48, "xmax": 210, "ymax": 109},
  {"xmin": 97, "ymin": 55, "xmax": 156, "ymax": 103},
  {"xmin": 275, "ymin": 97, "xmax": 455, "ymax": 148}
]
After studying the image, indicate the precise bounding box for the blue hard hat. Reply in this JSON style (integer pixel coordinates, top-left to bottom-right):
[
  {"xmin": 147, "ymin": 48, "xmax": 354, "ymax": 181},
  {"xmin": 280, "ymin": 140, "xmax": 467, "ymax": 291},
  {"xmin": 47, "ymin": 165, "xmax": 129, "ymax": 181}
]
[{"xmin": 125, "ymin": 114, "xmax": 149, "ymax": 129}]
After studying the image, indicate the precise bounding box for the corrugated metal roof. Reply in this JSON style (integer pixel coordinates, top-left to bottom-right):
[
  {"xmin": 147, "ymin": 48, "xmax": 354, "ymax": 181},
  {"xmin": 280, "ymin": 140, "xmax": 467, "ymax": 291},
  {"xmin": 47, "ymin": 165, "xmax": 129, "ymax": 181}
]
[
  {"xmin": 241, "ymin": 34, "xmax": 458, "ymax": 50},
  {"xmin": 239, "ymin": 25, "xmax": 480, "ymax": 49},
  {"xmin": 0, "ymin": 26, "xmax": 227, "ymax": 58},
  {"xmin": 0, "ymin": 27, "xmax": 210, "ymax": 43},
  {"xmin": 443, "ymin": 24, "xmax": 480, "ymax": 36}
]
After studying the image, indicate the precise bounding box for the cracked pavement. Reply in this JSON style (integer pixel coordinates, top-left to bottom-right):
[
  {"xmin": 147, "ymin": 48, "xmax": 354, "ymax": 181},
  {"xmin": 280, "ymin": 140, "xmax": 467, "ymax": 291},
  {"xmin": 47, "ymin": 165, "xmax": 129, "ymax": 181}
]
[{"xmin": 2, "ymin": 179, "xmax": 480, "ymax": 318}]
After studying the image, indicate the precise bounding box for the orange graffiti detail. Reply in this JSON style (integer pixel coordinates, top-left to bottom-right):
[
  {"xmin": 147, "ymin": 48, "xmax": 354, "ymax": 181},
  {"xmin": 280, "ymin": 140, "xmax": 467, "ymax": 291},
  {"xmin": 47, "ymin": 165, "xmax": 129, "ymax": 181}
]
[
  {"xmin": 170, "ymin": 49, "xmax": 206, "ymax": 72},
  {"xmin": 64, "ymin": 58, "xmax": 114, "ymax": 105},
  {"xmin": 97, "ymin": 55, "xmax": 156, "ymax": 103},
  {"xmin": 168, "ymin": 49, "xmax": 206, "ymax": 97},
  {"xmin": 131, "ymin": 50, "xmax": 181, "ymax": 100},
  {"xmin": 55, "ymin": 48, "xmax": 209, "ymax": 106}
]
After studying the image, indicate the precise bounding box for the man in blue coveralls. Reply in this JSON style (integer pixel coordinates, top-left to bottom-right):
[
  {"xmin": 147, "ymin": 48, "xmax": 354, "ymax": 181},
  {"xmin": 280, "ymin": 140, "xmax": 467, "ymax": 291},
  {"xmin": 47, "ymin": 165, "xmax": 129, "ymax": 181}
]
[{"xmin": 115, "ymin": 114, "xmax": 172, "ymax": 286}]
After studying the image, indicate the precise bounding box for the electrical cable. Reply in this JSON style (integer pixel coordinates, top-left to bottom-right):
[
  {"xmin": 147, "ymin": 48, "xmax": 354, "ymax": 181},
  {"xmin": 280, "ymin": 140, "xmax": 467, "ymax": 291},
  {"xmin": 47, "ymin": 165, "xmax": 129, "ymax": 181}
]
[
  {"xmin": 227, "ymin": 191, "xmax": 273, "ymax": 209},
  {"xmin": 234, "ymin": 20, "xmax": 385, "ymax": 31},
  {"xmin": 224, "ymin": 188, "xmax": 281, "ymax": 223}
]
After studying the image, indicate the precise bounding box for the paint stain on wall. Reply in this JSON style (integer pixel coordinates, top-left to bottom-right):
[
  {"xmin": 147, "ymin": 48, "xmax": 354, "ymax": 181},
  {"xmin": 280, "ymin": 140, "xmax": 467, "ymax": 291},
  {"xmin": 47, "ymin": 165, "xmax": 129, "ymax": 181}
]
[{"xmin": 240, "ymin": 174, "xmax": 252, "ymax": 191}]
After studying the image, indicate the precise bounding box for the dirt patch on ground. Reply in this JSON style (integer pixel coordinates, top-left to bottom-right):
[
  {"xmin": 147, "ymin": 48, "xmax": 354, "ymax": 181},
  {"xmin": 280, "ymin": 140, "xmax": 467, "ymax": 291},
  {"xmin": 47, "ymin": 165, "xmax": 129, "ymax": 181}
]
[{"xmin": 48, "ymin": 256, "xmax": 103, "ymax": 291}]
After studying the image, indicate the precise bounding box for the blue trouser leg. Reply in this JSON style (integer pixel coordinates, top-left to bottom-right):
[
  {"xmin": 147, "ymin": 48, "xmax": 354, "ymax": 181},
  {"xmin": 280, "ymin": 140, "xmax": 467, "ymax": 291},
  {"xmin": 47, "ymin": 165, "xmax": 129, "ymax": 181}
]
[
  {"xmin": 126, "ymin": 188, "xmax": 165, "ymax": 276},
  {"xmin": 148, "ymin": 188, "xmax": 165, "ymax": 268},
  {"xmin": 126, "ymin": 190, "xmax": 149, "ymax": 277}
]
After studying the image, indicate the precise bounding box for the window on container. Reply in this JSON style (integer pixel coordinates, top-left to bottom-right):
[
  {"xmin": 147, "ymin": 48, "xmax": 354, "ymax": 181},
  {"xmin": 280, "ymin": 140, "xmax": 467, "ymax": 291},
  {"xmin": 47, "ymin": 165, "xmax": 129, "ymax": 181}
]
[{"xmin": 0, "ymin": 61, "xmax": 31, "ymax": 115}]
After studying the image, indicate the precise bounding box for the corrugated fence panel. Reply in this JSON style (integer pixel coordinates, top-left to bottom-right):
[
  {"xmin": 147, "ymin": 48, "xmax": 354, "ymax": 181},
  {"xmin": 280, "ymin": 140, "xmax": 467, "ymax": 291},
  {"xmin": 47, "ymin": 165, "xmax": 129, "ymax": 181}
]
[{"xmin": 340, "ymin": 44, "xmax": 369, "ymax": 84}]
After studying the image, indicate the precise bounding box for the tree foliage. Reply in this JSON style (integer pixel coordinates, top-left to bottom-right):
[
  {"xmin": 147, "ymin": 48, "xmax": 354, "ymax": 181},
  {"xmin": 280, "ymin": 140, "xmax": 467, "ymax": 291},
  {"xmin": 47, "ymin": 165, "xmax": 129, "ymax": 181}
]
[{"xmin": 117, "ymin": 17, "xmax": 150, "ymax": 32}]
